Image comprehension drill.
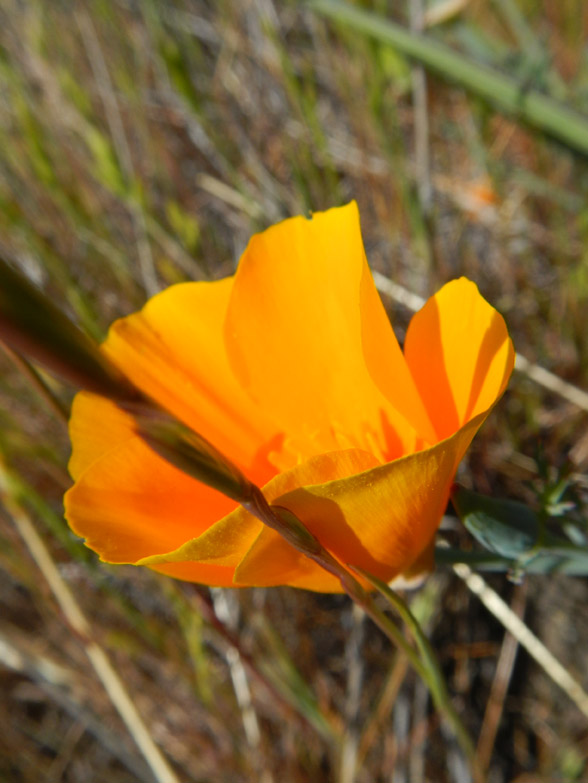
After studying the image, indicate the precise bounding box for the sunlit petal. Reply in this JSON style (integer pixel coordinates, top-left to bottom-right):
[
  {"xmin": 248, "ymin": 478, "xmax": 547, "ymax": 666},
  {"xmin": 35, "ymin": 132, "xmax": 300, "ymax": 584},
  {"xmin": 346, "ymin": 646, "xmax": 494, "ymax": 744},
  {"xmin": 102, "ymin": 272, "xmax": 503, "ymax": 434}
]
[
  {"xmin": 225, "ymin": 202, "xmax": 435, "ymax": 461},
  {"xmin": 234, "ymin": 412, "xmax": 487, "ymax": 591},
  {"xmin": 102, "ymin": 278, "xmax": 282, "ymax": 482},
  {"xmin": 65, "ymin": 434, "xmax": 238, "ymax": 563},
  {"xmin": 404, "ymin": 278, "xmax": 514, "ymax": 440},
  {"xmin": 68, "ymin": 392, "xmax": 136, "ymax": 480},
  {"xmin": 65, "ymin": 205, "xmax": 514, "ymax": 593}
]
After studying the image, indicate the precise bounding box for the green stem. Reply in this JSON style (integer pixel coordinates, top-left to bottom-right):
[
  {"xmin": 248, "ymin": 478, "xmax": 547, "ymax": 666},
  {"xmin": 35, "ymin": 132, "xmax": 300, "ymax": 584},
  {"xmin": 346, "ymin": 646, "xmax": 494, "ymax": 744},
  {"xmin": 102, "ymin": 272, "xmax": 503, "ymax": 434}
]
[
  {"xmin": 354, "ymin": 567, "xmax": 480, "ymax": 777},
  {"xmin": 310, "ymin": 0, "xmax": 588, "ymax": 157},
  {"xmin": 0, "ymin": 342, "xmax": 70, "ymax": 424},
  {"xmin": 243, "ymin": 486, "xmax": 484, "ymax": 775},
  {"xmin": 244, "ymin": 489, "xmax": 428, "ymax": 678}
]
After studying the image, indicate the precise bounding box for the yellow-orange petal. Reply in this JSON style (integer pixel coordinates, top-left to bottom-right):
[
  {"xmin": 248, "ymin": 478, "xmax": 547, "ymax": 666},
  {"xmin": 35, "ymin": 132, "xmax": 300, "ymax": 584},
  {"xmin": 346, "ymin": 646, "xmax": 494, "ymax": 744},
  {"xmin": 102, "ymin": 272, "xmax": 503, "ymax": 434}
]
[
  {"xmin": 97, "ymin": 277, "xmax": 281, "ymax": 483},
  {"xmin": 139, "ymin": 408, "xmax": 494, "ymax": 593},
  {"xmin": 404, "ymin": 278, "xmax": 514, "ymax": 441},
  {"xmin": 138, "ymin": 447, "xmax": 380, "ymax": 595},
  {"xmin": 150, "ymin": 561, "xmax": 237, "ymax": 587},
  {"xmin": 234, "ymin": 410, "xmax": 491, "ymax": 591},
  {"xmin": 68, "ymin": 393, "xmax": 136, "ymax": 480},
  {"xmin": 235, "ymin": 525, "xmax": 341, "ymax": 592},
  {"xmin": 224, "ymin": 202, "xmax": 436, "ymax": 461},
  {"xmin": 64, "ymin": 433, "xmax": 238, "ymax": 564}
]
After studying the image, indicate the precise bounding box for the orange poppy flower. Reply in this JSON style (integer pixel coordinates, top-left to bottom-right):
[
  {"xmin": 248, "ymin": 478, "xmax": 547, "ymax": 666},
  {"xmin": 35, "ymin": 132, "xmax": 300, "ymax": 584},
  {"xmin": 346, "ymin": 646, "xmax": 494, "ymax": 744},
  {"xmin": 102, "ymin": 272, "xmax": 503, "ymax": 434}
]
[{"xmin": 64, "ymin": 203, "xmax": 514, "ymax": 592}]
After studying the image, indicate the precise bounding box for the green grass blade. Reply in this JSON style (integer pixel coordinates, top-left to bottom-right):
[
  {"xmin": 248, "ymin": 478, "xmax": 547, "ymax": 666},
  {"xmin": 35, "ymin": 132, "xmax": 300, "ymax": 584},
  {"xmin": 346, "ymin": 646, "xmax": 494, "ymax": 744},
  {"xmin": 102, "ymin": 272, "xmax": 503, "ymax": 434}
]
[{"xmin": 311, "ymin": 0, "xmax": 588, "ymax": 156}]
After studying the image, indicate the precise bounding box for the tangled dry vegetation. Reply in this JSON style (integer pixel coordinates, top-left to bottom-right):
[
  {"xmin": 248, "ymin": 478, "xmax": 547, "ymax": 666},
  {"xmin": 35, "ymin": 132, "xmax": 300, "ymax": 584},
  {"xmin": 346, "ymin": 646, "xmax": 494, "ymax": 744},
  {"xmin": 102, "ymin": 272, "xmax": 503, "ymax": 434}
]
[{"xmin": 1, "ymin": 1, "xmax": 588, "ymax": 781}]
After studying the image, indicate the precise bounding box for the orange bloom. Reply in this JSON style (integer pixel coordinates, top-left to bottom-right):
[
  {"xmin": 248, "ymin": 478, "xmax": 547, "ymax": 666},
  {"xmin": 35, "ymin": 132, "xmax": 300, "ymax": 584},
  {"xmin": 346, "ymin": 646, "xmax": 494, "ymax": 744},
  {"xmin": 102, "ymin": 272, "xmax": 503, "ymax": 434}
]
[{"xmin": 64, "ymin": 203, "xmax": 514, "ymax": 592}]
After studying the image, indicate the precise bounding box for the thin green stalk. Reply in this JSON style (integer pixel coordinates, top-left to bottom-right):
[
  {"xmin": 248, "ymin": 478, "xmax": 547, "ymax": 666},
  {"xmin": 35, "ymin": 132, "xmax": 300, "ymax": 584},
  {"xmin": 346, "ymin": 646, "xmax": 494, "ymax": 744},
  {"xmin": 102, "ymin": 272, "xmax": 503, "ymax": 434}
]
[
  {"xmin": 355, "ymin": 567, "xmax": 479, "ymax": 776},
  {"xmin": 241, "ymin": 489, "xmax": 484, "ymax": 776},
  {"xmin": 311, "ymin": 0, "xmax": 588, "ymax": 157},
  {"xmin": 244, "ymin": 489, "xmax": 428, "ymax": 678},
  {"xmin": 0, "ymin": 343, "xmax": 69, "ymax": 425}
]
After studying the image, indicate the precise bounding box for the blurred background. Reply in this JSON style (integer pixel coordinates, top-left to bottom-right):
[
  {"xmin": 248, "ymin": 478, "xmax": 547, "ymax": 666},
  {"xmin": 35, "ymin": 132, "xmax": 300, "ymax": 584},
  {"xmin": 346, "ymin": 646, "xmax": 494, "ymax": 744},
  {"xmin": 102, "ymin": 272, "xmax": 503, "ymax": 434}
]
[{"xmin": 1, "ymin": 1, "xmax": 588, "ymax": 781}]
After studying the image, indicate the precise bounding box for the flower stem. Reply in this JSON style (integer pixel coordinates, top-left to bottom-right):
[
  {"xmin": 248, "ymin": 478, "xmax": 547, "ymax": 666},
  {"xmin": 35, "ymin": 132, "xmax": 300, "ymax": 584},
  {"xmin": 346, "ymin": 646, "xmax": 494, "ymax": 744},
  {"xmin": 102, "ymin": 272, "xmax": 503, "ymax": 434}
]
[
  {"xmin": 354, "ymin": 567, "xmax": 481, "ymax": 780},
  {"xmin": 243, "ymin": 485, "xmax": 482, "ymax": 776},
  {"xmin": 243, "ymin": 489, "xmax": 427, "ymax": 673}
]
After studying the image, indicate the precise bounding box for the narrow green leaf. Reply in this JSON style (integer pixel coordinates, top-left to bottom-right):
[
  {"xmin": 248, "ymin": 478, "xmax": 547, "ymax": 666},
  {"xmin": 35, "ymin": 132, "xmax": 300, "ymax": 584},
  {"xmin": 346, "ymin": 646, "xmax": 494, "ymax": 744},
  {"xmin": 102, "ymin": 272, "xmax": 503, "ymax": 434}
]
[
  {"xmin": 451, "ymin": 484, "xmax": 539, "ymax": 558},
  {"xmin": 311, "ymin": 0, "xmax": 588, "ymax": 157},
  {"xmin": 134, "ymin": 410, "xmax": 255, "ymax": 504},
  {"xmin": 0, "ymin": 255, "xmax": 137, "ymax": 402},
  {"xmin": 434, "ymin": 545, "xmax": 588, "ymax": 576}
]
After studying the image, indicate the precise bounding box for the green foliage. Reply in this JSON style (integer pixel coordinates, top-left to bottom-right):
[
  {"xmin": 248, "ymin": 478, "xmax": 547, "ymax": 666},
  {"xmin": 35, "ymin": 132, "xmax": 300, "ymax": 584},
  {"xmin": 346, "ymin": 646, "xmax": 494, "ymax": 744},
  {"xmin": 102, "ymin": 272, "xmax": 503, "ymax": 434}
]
[
  {"xmin": 166, "ymin": 201, "xmax": 200, "ymax": 254},
  {"xmin": 452, "ymin": 484, "xmax": 539, "ymax": 558},
  {"xmin": 312, "ymin": 0, "xmax": 588, "ymax": 155},
  {"xmin": 85, "ymin": 125, "xmax": 128, "ymax": 197},
  {"xmin": 451, "ymin": 483, "xmax": 588, "ymax": 576}
]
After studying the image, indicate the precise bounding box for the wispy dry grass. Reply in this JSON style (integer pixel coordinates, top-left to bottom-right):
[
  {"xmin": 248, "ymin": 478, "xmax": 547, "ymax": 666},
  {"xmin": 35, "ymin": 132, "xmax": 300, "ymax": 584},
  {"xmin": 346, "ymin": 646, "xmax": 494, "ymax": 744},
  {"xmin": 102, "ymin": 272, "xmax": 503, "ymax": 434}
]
[{"xmin": 1, "ymin": 1, "xmax": 588, "ymax": 781}]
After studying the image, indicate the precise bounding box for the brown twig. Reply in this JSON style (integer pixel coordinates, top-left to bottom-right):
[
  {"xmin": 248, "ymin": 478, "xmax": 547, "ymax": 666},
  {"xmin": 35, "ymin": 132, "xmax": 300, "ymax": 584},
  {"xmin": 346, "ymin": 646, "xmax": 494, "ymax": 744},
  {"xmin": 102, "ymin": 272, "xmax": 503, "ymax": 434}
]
[
  {"xmin": 188, "ymin": 586, "xmax": 328, "ymax": 738},
  {"xmin": 0, "ymin": 341, "xmax": 69, "ymax": 424},
  {"xmin": 476, "ymin": 581, "xmax": 527, "ymax": 773},
  {"xmin": 1, "ymin": 479, "xmax": 180, "ymax": 783},
  {"xmin": 455, "ymin": 564, "xmax": 588, "ymax": 720}
]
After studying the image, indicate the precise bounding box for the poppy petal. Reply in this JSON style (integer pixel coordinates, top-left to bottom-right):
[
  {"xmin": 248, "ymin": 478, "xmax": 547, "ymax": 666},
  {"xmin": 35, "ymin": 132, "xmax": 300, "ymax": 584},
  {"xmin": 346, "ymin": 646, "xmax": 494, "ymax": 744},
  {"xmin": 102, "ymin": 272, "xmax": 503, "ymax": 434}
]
[
  {"xmin": 150, "ymin": 561, "xmax": 237, "ymax": 587},
  {"xmin": 68, "ymin": 392, "xmax": 136, "ymax": 480},
  {"xmin": 224, "ymin": 202, "xmax": 436, "ymax": 462},
  {"xmin": 234, "ymin": 411, "xmax": 490, "ymax": 591},
  {"xmin": 64, "ymin": 206, "xmax": 514, "ymax": 594},
  {"xmin": 64, "ymin": 433, "xmax": 238, "ymax": 563},
  {"xmin": 99, "ymin": 278, "xmax": 282, "ymax": 482},
  {"xmin": 404, "ymin": 278, "xmax": 514, "ymax": 440},
  {"xmin": 137, "ymin": 448, "xmax": 379, "ymax": 583}
]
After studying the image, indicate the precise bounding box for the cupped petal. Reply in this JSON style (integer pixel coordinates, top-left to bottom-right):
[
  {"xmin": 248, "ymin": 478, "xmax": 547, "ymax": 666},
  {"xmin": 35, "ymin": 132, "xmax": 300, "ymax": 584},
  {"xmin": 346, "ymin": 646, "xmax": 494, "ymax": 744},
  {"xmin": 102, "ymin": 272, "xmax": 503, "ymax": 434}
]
[
  {"xmin": 140, "ymin": 408, "xmax": 492, "ymax": 593},
  {"xmin": 235, "ymin": 526, "xmax": 340, "ymax": 592},
  {"xmin": 98, "ymin": 277, "xmax": 281, "ymax": 482},
  {"xmin": 234, "ymin": 409, "xmax": 491, "ymax": 592},
  {"xmin": 68, "ymin": 392, "xmax": 136, "ymax": 480},
  {"xmin": 64, "ymin": 432, "xmax": 238, "ymax": 565},
  {"xmin": 404, "ymin": 278, "xmax": 515, "ymax": 441},
  {"xmin": 149, "ymin": 561, "xmax": 237, "ymax": 586},
  {"xmin": 138, "ymin": 448, "xmax": 380, "ymax": 595},
  {"xmin": 224, "ymin": 202, "xmax": 436, "ymax": 462}
]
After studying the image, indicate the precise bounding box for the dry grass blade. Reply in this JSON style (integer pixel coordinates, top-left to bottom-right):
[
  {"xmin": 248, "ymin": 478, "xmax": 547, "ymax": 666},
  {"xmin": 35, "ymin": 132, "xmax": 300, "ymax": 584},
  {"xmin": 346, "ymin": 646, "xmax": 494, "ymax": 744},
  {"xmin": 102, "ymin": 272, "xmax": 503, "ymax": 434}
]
[
  {"xmin": 513, "ymin": 354, "xmax": 588, "ymax": 411},
  {"xmin": 476, "ymin": 583, "xmax": 527, "ymax": 774},
  {"xmin": 1, "ymin": 480, "xmax": 180, "ymax": 783},
  {"xmin": 0, "ymin": 628, "xmax": 153, "ymax": 780},
  {"xmin": 75, "ymin": 11, "xmax": 159, "ymax": 297},
  {"xmin": 423, "ymin": 0, "xmax": 470, "ymax": 27},
  {"xmin": 454, "ymin": 564, "xmax": 588, "ymax": 721},
  {"xmin": 0, "ymin": 627, "xmax": 75, "ymax": 690},
  {"xmin": 358, "ymin": 653, "xmax": 410, "ymax": 763},
  {"xmin": 338, "ymin": 603, "xmax": 365, "ymax": 783},
  {"xmin": 210, "ymin": 588, "xmax": 274, "ymax": 783}
]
